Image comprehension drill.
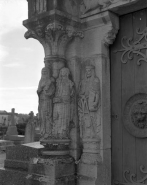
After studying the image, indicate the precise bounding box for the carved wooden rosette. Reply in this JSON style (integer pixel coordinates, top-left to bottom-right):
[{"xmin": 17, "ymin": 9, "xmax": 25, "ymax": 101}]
[{"xmin": 123, "ymin": 93, "xmax": 147, "ymax": 138}]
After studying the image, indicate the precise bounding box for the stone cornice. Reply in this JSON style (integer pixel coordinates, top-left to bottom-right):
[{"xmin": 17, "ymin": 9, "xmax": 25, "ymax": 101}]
[
  {"xmin": 81, "ymin": 11, "xmax": 119, "ymax": 46},
  {"xmin": 80, "ymin": 0, "xmax": 140, "ymax": 17}
]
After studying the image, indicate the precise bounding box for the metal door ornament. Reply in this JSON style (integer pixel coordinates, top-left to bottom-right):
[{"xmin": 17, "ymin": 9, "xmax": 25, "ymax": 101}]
[
  {"xmin": 115, "ymin": 27, "xmax": 147, "ymax": 65},
  {"xmin": 123, "ymin": 93, "xmax": 147, "ymax": 138}
]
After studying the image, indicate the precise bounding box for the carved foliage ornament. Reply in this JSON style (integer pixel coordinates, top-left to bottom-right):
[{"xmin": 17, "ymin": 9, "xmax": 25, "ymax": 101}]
[
  {"xmin": 116, "ymin": 27, "xmax": 147, "ymax": 65},
  {"xmin": 115, "ymin": 165, "xmax": 147, "ymax": 185},
  {"xmin": 25, "ymin": 22, "xmax": 84, "ymax": 56},
  {"xmin": 123, "ymin": 93, "xmax": 147, "ymax": 138}
]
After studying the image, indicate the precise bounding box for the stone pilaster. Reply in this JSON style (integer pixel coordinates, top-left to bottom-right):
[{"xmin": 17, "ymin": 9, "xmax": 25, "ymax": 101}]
[{"xmin": 77, "ymin": 11, "xmax": 119, "ymax": 185}]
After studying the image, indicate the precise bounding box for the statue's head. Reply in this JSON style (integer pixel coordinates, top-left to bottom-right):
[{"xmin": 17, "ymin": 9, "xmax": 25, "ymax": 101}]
[
  {"xmin": 41, "ymin": 67, "xmax": 51, "ymax": 78},
  {"xmin": 41, "ymin": 67, "xmax": 48, "ymax": 76},
  {"xmin": 85, "ymin": 65, "xmax": 95, "ymax": 78},
  {"xmin": 59, "ymin": 67, "xmax": 70, "ymax": 78}
]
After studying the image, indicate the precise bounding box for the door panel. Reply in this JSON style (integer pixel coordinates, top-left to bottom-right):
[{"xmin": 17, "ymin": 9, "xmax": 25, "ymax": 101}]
[{"xmin": 111, "ymin": 8, "xmax": 147, "ymax": 185}]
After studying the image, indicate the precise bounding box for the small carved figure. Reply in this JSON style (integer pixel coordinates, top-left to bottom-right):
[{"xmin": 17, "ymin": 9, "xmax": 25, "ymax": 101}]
[
  {"xmin": 37, "ymin": 67, "xmax": 55, "ymax": 139},
  {"xmin": 53, "ymin": 67, "xmax": 75, "ymax": 139},
  {"xmin": 78, "ymin": 65, "xmax": 100, "ymax": 139}
]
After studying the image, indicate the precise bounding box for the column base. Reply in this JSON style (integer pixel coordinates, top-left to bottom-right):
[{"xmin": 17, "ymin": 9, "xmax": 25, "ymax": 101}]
[
  {"xmin": 77, "ymin": 138, "xmax": 102, "ymax": 185},
  {"xmin": 40, "ymin": 139, "xmax": 70, "ymax": 156}
]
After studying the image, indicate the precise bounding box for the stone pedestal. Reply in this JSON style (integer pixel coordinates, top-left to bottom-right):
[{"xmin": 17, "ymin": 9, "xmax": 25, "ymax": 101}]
[
  {"xmin": 26, "ymin": 155, "xmax": 75, "ymax": 185},
  {"xmin": 0, "ymin": 140, "xmax": 75, "ymax": 185},
  {"xmin": 0, "ymin": 142, "xmax": 44, "ymax": 185},
  {"xmin": 77, "ymin": 139, "xmax": 102, "ymax": 185}
]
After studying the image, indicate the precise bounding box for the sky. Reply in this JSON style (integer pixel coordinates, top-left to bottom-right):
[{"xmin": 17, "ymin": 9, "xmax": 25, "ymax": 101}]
[{"xmin": 0, "ymin": 0, "xmax": 44, "ymax": 114}]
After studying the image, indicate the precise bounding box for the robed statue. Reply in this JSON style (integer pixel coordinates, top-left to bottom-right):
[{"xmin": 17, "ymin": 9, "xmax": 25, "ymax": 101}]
[
  {"xmin": 37, "ymin": 67, "xmax": 55, "ymax": 139},
  {"xmin": 53, "ymin": 67, "xmax": 75, "ymax": 139},
  {"xmin": 78, "ymin": 65, "xmax": 100, "ymax": 139}
]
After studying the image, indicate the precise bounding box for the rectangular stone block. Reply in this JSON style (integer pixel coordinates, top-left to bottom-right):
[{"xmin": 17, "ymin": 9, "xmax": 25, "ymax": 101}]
[
  {"xmin": 77, "ymin": 163, "xmax": 100, "ymax": 178},
  {"xmin": 29, "ymin": 157, "xmax": 75, "ymax": 178},
  {"xmin": 0, "ymin": 167, "xmax": 27, "ymax": 185},
  {"xmin": 4, "ymin": 135, "xmax": 24, "ymax": 141},
  {"xmin": 6, "ymin": 142, "xmax": 44, "ymax": 161},
  {"xmin": 0, "ymin": 140, "xmax": 14, "ymax": 151},
  {"xmin": 27, "ymin": 156, "xmax": 75, "ymax": 185},
  {"xmin": 77, "ymin": 178, "xmax": 96, "ymax": 185},
  {"xmin": 4, "ymin": 159, "xmax": 29, "ymax": 171}
]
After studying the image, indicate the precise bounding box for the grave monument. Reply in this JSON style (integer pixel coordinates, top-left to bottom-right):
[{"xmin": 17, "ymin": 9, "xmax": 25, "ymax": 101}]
[
  {"xmin": 5, "ymin": 108, "xmax": 24, "ymax": 145},
  {"xmin": 6, "ymin": 108, "xmax": 18, "ymax": 136}
]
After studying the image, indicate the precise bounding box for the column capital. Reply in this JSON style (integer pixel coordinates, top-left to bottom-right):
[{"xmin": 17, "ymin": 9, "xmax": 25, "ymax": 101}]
[{"xmin": 23, "ymin": 11, "xmax": 84, "ymax": 59}]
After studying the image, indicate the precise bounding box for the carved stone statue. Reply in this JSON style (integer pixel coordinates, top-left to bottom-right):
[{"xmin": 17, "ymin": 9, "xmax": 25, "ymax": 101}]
[
  {"xmin": 37, "ymin": 67, "xmax": 55, "ymax": 139},
  {"xmin": 78, "ymin": 65, "xmax": 100, "ymax": 139},
  {"xmin": 53, "ymin": 67, "xmax": 75, "ymax": 139}
]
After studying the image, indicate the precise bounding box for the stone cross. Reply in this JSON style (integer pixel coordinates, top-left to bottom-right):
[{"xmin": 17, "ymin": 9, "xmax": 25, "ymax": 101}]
[{"xmin": 11, "ymin": 108, "xmax": 15, "ymax": 126}]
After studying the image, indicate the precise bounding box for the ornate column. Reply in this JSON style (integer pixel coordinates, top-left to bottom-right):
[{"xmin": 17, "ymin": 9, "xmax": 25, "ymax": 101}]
[
  {"xmin": 77, "ymin": 11, "xmax": 119, "ymax": 185},
  {"xmin": 23, "ymin": 1, "xmax": 83, "ymax": 185},
  {"xmin": 23, "ymin": 4, "xmax": 83, "ymax": 148}
]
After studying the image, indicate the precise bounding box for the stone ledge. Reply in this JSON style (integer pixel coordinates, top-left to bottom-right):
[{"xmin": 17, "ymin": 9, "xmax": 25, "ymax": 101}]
[{"xmin": 4, "ymin": 159, "xmax": 29, "ymax": 171}]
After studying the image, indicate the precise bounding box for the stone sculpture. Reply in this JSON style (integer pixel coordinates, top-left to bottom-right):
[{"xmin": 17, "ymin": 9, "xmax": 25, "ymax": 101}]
[
  {"xmin": 37, "ymin": 67, "xmax": 55, "ymax": 139},
  {"xmin": 53, "ymin": 67, "xmax": 75, "ymax": 139},
  {"xmin": 78, "ymin": 65, "xmax": 100, "ymax": 139},
  {"xmin": 80, "ymin": 0, "xmax": 111, "ymax": 14}
]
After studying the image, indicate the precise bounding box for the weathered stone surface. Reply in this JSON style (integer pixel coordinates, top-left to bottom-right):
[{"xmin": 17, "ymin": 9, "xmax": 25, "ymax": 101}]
[
  {"xmin": 0, "ymin": 140, "xmax": 14, "ymax": 151},
  {"xmin": 26, "ymin": 156, "xmax": 75, "ymax": 185},
  {"xmin": 0, "ymin": 168, "xmax": 27, "ymax": 185},
  {"xmin": 6, "ymin": 142, "xmax": 44, "ymax": 162},
  {"xmin": 4, "ymin": 159, "xmax": 29, "ymax": 171}
]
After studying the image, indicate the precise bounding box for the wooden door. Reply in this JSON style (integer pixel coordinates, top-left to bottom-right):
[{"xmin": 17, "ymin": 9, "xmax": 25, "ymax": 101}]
[{"xmin": 111, "ymin": 9, "xmax": 147, "ymax": 185}]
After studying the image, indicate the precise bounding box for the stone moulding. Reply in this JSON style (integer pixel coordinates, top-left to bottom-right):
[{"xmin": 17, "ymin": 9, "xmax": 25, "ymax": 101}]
[
  {"xmin": 80, "ymin": 0, "xmax": 140, "ymax": 15},
  {"xmin": 31, "ymin": 157, "xmax": 74, "ymax": 165},
  {"xmin": 81, "ymin": 11, "xmax": 119, "ymax": 46}
]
